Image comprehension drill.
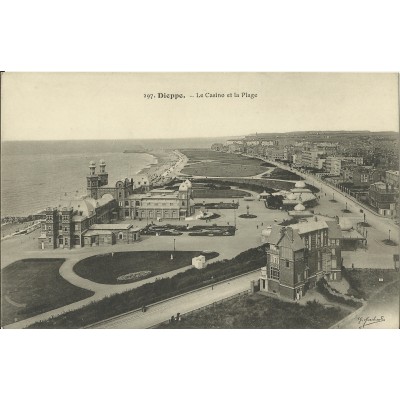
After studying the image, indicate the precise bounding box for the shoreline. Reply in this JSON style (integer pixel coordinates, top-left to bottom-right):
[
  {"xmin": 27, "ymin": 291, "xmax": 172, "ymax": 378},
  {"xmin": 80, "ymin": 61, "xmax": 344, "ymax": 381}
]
[
  {"xmin": 137, "ymin": 149, "xmax": 184, "ymax": 185},
  {"xmin": 1, "ymin": 150, "xmax": 182, "ymax": 223}
]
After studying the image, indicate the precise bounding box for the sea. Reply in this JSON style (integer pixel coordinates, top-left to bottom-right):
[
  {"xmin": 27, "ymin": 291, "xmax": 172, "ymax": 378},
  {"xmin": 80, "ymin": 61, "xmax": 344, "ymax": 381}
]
[{"xmin": 1, "ymin": 138, "xmax": 217, "ymax": 218}]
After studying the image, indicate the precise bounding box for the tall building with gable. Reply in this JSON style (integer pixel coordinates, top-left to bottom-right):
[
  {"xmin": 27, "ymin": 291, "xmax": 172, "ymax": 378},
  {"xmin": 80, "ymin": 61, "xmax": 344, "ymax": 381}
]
[{"xmin": 260, "ymin": 217, "xmax": 342, "ymax": 300}]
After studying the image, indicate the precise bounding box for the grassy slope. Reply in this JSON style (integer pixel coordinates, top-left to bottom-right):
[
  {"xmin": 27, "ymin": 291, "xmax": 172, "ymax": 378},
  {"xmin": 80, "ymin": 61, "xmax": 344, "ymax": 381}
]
[
  {"xmin": 159, "ymin": 294, "xmax": 348, "ymax": 329},
  {"xmin": 1, "ymin": 258, "xmax": 93, "ymax": 326}
]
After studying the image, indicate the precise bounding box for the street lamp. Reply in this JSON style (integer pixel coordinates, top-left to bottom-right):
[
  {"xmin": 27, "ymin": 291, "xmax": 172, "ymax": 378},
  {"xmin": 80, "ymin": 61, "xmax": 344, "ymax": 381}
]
[
  {"xmin": 345, "ymin": 202, "xmax": 347, "ymax": 210},
  {"xmin": 174, "ymin": 238, "xmax": 176, "ymax": 252},
  {"xmin": 389, "ymin": 229, "xmax": 391, "ymax": 241}
]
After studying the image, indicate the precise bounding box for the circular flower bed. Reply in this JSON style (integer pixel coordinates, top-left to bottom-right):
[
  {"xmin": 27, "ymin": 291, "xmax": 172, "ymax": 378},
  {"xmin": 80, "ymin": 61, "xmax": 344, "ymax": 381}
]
[{"xmin": 238, "ymin": 214, "xmax": 257, "ymax": 219}]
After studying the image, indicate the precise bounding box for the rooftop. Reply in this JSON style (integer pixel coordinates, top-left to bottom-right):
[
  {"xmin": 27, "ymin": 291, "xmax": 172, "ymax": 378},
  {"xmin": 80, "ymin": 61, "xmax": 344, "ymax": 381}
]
[
  {"xmin": 90, "ymin": 223, "xmax": 133, "ymax": 230},
  {"xmin": 290, "ymin": 219, "xmax": 328, "ymax": 234}
]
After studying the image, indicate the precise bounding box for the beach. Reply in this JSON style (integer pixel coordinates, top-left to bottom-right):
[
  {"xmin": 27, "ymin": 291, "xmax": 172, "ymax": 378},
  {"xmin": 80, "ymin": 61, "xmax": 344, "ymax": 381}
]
[{"xmin": 138, "ymin": 149, "xmax": 187, "ymax": 185}]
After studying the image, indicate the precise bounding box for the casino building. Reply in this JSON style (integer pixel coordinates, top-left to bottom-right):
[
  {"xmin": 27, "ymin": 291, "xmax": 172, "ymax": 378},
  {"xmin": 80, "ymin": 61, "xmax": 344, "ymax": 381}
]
[
  {"xmin": 126, "ymin": 180, "xmax": 195, "ymax": 221},
  {"xmin": 37, "ymin": 160, "xmax": 195, "ymax": 249},
  {"xmin": 85, "ymin": 160, "xmax": 195, "ymax": 220}
]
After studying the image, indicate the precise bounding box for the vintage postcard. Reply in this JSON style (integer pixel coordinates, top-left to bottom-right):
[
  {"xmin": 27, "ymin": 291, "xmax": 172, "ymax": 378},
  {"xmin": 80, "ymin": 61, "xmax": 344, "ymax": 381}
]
[{"xmin": 1, "ymin": 72, "xmax": 399, "ymax": 329}]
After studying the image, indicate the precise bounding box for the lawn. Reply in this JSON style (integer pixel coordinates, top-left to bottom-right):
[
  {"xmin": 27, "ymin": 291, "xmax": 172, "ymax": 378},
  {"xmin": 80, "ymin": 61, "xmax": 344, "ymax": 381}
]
[
  {"xmin": 1, "ymin": 258, "xmax": 93, "ymax": 326},
  {"xmin": 158, "ymin": 294, "xmax": 349, "ymax": 329},
  {"xmin": 181, "ymin": 149, "xmax": 257, "ymax": 164},
  {"xmin": 182, "ymin": 162, "xmax": 267, "ymax": 177},
  {"xmin": 342, "ymin": 267, "xmax": 399, "ymax": 300},
  {"xmin": 262, "ymin": 168, "xmax": 301, "ymax": 181},
  {"xmin": 180, "ymin": 149, "xmax": 269, "ymax": 177},
  {"xmin": 193, "ymin": 188, "xmax": 250, "ymax": 198},
  {"xmin": 73, "ymin": 251, "xmax": 219, "ymax": 284},
  {"xmin": 30, "ymin": 246, "xmax": 266, "ymax": 328}
]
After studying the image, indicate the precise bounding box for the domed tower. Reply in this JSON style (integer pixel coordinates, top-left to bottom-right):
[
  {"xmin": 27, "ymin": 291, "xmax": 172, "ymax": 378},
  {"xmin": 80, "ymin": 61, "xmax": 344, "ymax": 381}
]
[
  {"xmin": 87, "ymin": 161, "xmax": 99, "ymax": 199},
  {"xmin": 179, "ymin": 182, "xmax": 189, "ymax": 215},
  {"xmin": 98, "ymin": 159, "xmax": 108, "ymax": 187},
  {"xmin": 184, "ymin": 179, "xmax": 193, "ymax": 199}
]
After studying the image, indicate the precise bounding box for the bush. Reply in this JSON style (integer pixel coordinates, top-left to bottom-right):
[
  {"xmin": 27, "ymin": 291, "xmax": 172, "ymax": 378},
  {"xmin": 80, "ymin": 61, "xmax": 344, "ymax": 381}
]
[{"xmin": 316, "ymin": 278, "xmax": 362, "ymax": 308}]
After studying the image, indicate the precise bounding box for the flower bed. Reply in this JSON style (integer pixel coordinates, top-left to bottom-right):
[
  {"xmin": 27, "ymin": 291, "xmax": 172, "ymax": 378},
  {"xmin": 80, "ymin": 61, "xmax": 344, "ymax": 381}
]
[{"xmin": 117, "ymin": 271, "xmax": 152, "ymax": 282}]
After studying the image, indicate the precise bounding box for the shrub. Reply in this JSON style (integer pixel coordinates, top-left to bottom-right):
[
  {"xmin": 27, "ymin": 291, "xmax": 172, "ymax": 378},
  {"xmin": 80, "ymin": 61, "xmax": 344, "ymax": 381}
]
[{"xmin": 316, "ymin": 278, "xmax": 362, "ymax": 308}]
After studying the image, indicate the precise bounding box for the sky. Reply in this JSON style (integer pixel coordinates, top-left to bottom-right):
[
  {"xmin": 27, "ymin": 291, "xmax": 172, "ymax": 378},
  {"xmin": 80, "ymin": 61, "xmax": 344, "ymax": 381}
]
[{"xmin": 1, "ymin": 72, "xmax": 399, "ymax": 141}]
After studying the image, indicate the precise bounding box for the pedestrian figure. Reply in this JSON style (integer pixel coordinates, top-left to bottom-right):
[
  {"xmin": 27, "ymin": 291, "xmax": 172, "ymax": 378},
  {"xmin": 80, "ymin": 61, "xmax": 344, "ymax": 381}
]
[
  {"xmin": 261, "ymin": 222, "xmax": 263, "ymax": 226},
  {"xmin": 257, "ymin": 225, "xmax": 259, "ymax": 229},
  {"xmin": 212, "ymin": 285, "xmax": 214, "ymax": 290}
]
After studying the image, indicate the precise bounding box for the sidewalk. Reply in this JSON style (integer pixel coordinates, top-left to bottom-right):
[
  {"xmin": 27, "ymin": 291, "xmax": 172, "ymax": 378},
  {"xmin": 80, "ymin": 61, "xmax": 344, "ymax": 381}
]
[{"xmin": 90, "ymin": 271, "xmax": 260, "ymax": 329}]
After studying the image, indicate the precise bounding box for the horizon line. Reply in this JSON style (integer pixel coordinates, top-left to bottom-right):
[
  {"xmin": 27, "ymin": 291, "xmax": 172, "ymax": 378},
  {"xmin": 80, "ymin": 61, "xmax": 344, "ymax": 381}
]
[{"xmin": 2, "ymin": 130, "xmax": 399, "ymax": 142}]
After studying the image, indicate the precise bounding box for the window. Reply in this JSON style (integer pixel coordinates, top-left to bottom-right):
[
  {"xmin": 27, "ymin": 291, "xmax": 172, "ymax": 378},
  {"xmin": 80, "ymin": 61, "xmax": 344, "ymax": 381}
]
[
  {"xmin": 48, "ymin": 226, "xmax": 52, "ymax": 231},
  {"xmin": 270, "ymin": 254, "xmax": 279, "ymax": 265},
  {"xmin": 135, "ymin": 201, "xmax": 140, "ymax": 206},
  {"xmin": 125, "ymin": 200, "xmax": 129, "ymax": 206},
  {"xmin": 48, "ymin": 237, "xmax": 52, "ymax": 242},
  {"xmin": 270, "ymin": 265, "xmax": 280, "ymax": 280},
  {"xmin": 125, "ymin": 209, "xmax": 129, "ymax": 216},
  {"xmin": 63, "ymin": 227, "xmax": 68, "ymax": 232},
  {"xmin": 361, "ymin": 174, "xmax": 368, "ymax": 183},
  {"xmin": 331, "ymin": 248, "xmax": 336, "ymax": 255},
  {"xmin": 286, "ymin": 260, "xmax": 290, "ymax": 268},
  {"xmin": 118, "ymin": 232, "xmax": 123, "ymax": 240},
  {"xmin": 119, "ymin": 192, "xmax": 122, "ymax": 198},
  {"xmin": 119, "ymin": 201, "xmax": 123, "ymax": 207},
  {"xmin": 297, "ymin": 273, "xmax": 302, "ymax": 283}
]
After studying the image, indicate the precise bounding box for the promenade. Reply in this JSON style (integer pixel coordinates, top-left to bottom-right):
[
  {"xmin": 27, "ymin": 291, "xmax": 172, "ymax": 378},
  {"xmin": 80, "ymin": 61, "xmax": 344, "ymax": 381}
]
[{"xmin": 90, "ymin": 271, "xmax": 260, "ymax": 329}]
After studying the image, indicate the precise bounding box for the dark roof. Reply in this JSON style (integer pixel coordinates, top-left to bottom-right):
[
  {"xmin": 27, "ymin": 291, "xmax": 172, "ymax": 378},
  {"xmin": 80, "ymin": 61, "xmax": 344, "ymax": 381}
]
[
  {"xmin": 325, "ymin": 220, "xmax": 343, "ymax": 239},
  {"xmin": 267, "ymin": 225, "xmax": 304, "ymax": 252},
  {"xmin": 267, "ymin": 225, "xmax": 284, "ymax": 245},
  {"xmin": 286, "ymin": 227, "xmax": 304, "ymax": 251}
]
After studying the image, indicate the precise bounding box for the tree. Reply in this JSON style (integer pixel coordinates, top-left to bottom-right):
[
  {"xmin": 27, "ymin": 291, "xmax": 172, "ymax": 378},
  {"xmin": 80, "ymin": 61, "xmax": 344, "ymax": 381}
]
[{"xmin": 266, "ymin": 195, "xmax": 284, "ymax": 209}]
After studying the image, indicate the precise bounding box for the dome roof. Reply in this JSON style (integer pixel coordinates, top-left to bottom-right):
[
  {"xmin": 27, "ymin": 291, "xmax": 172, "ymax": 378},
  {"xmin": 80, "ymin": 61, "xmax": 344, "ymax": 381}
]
[
  {"xmin": 339, "ymin": 217, "xmax": 353, "ymax": 231},
  {"xmin": 295, "ymin": 180, "xmax": 306, "ymax": 188},
  {"xmin": 99, "ymin": 159, "xmax": 106, "ymax": 165},
  {"xmin": 101, "ymin": 193, "xmax": 114, "ymax": 203},
  {"xmin": 89, "ymin": 160, "xmax": 96, "ymax": 167},
  {"xmin": 179, "ymin": 182, "xmax": 188, "ymax": 191},
  {"xmin": 184, "ymin": 179, "xmax": 192, "ymax": 188},
  {"xmin": 287, "ymin": 193, "xmax": 297, "ymax": 200},
  {"xmin": 294, "ymin": 203, "xmax": 305, "ymax": 211}
]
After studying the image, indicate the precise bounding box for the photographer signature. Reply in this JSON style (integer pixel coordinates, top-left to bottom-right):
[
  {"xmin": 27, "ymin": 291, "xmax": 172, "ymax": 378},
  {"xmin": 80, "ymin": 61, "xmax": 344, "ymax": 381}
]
[{"xmin": 357, "ymin": 316, "xmax": 385, "ymax": 329}]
